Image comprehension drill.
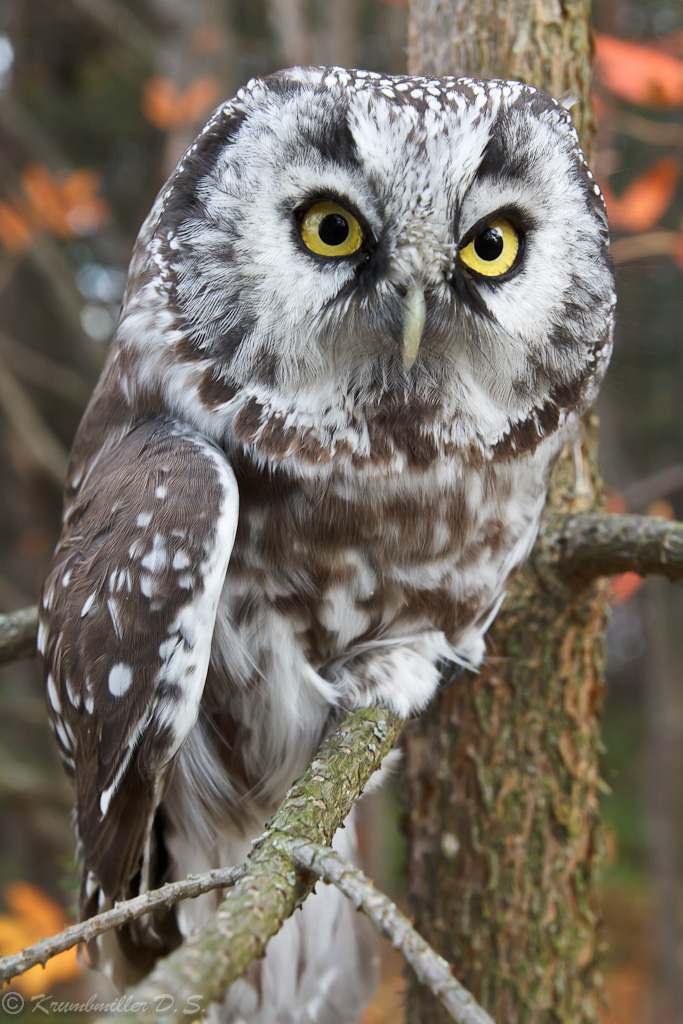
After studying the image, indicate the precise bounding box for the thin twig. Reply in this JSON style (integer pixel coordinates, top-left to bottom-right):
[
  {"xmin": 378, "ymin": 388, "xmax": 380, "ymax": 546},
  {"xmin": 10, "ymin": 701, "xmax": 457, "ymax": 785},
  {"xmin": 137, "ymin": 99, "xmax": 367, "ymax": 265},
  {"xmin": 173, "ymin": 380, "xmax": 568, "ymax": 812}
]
[
  {"xmin": 610, "ymin": 230, "xmax": 678, "ymax": 263},
  {"xmin": 615, "ymin": 111, "xmax": 683, "ymax": 147},
  {"xmin": 0, "ymin": 866, "xmax": 244, "ymax": 986},
  {"xmin": 0, "ymin": 352, "xmax": 68, "ymax": 485},
  {"xmin": 0, "ymin": 331, "xmax": 92, "ymax": 408},
  {"xmin": 279, "ymin": 836, "xmax": 497, "ymax": 1024},
  {"xmin": 622, "ymin": 463, "xmax": 683, "ymax": 512}
]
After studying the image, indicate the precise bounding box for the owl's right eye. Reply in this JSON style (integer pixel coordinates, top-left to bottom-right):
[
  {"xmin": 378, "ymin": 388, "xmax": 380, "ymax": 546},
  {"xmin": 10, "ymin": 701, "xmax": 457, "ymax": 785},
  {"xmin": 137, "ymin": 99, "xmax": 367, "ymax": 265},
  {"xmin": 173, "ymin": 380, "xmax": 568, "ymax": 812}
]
[{"xmin": 299, "ymin": 201, "xmax": 364, "ymax": 258}]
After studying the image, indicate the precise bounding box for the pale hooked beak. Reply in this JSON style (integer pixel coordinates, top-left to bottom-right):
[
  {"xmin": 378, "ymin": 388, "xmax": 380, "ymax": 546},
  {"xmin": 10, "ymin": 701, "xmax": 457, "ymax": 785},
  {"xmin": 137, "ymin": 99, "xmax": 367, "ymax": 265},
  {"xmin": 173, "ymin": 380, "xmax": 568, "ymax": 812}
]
[{"xmin": 401, "ymin": 284, "xmax": 427, "ymax": 371}]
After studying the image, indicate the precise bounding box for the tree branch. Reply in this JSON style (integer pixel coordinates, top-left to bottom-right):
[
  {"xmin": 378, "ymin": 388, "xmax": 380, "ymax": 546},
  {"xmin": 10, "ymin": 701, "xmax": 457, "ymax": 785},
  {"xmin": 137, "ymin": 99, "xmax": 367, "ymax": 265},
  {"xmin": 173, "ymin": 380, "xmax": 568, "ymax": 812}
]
[
  {"xmin": 545, "ymin": 512, "xmax": 683, "ymax": 582},
  {"xmin": 0, "ymin": 866, "xmax": 244, "ymax": 986},
  {"xmin": 2, "ymin": 720, "xmax": 496, "ymax": 1024},
  {"xmin": 0, "ymin": 605, "xmax": 39, "ymax": 667},
  {"xmin": 610, "ymin": 230, "xmax": 679, "ymax": 264},
  {"xmin": 89, "ymin": 706, "xmax": 403, "ymax": 1024},
  {"xmin": 279, "ymin": 836, "xmax": 497, "ymax": 1024}
]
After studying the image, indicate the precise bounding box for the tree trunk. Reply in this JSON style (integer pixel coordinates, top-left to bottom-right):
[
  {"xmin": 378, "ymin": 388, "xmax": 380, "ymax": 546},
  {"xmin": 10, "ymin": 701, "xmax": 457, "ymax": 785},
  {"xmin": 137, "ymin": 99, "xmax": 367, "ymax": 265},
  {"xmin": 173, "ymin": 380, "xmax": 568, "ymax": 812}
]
[{"xmin": 403, "ymin": 4, "xmax": 608, "ymax": 1022}]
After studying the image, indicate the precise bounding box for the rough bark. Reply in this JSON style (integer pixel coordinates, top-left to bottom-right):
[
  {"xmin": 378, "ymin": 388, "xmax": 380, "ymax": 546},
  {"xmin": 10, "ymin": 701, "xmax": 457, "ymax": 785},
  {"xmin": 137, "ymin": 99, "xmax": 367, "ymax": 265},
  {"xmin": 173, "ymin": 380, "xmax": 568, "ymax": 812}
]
[
  {"xmin": 404, "ymin": 3, "xmax": 607, "ymax": 1020},
  {"xmin": 407, "ymin": 0, "xmax": 595, "ymax": 145}
]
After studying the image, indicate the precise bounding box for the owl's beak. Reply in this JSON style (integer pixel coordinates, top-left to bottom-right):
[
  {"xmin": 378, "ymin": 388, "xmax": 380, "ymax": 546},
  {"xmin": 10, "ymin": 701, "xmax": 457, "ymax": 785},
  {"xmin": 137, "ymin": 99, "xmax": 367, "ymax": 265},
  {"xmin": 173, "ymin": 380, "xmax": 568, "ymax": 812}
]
[{"xmin": 401, "ymin": 284, "xmax": 426, "ymax": 371}]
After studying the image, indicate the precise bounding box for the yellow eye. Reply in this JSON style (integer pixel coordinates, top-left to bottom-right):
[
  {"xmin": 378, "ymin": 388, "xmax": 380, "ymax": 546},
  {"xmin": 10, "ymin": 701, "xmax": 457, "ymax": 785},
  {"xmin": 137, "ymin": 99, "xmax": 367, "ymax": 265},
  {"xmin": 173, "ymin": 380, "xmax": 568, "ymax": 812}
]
[
  {"xmin": 459, "ymin": 217, "xmax": 520, "ymax": 277},
  {"xmin": 299, "ymin": 201, "xmax": 363, "ymax": 257}
]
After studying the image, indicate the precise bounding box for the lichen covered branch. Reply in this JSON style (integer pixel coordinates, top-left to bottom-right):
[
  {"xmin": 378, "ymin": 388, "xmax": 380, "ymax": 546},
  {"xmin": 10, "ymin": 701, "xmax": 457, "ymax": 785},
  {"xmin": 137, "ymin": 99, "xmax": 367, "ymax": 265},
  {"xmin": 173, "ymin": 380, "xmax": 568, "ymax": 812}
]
[
  {"xmin": 90, "ymin": 706, "xmax": 403, "ymax": 1024},
  {"xmin": 546, "ymin": 512, "xmax": 683, "ymax": 582},
  {"xmin": 0, "ymin": 605, "xmax": 39, "ymax": 667}
]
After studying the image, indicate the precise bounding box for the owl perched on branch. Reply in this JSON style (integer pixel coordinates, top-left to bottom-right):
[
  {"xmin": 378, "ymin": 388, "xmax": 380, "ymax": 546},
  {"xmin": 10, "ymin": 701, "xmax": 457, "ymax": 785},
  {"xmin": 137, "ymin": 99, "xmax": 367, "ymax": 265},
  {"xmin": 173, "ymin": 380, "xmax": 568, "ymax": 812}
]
[{"xmin": 40, "ymin": 67, "xmax": 613, "ymax": 1023}]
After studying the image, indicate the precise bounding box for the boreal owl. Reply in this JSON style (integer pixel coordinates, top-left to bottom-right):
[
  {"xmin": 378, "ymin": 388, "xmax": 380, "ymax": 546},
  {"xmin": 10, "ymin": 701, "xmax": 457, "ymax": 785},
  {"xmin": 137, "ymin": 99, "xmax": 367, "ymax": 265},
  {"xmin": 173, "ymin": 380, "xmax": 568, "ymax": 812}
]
[{"xmin": 39, "ymin": 67, "xmax": 614, "ymax": 1023}]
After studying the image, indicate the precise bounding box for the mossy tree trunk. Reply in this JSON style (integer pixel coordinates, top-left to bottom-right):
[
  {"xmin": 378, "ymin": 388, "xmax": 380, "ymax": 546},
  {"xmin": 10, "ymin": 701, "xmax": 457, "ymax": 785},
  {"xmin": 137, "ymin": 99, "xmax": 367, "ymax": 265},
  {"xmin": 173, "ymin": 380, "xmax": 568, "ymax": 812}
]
[{"xmin": 403, "ymin": 4, "xmax": 608, "ymax": 1022}]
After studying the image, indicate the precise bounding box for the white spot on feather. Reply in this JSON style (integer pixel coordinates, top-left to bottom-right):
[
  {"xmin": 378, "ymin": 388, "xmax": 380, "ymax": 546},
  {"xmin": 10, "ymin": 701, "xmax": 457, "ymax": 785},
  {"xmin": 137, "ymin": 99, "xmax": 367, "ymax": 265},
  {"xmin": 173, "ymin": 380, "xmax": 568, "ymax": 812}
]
[
  {"xmin": 37, "ymin": 620, "xmax": 48, "ymax": 655},
  {"xmin": 108, "ymin": 663, "xmax": 133, "ymax": 696},
  {"xmin": 142, "ymin": 534, "xmax": 168, "ymax": 572},
  {"xmin": 47, "ymin": 674, "xmax": 61, "ymax": 713},
  {"xmin": 172, "ymin": 550, "xmax": 191, "ymax": 570}
]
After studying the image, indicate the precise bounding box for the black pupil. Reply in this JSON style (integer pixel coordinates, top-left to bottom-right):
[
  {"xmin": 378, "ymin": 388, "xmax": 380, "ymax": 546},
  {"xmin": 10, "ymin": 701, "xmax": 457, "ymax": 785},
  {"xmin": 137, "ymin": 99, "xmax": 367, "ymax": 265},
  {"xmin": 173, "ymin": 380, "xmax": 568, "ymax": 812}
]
[
  {"xmin": 474, "ymin": 226, "xmax": 504, "ymax": 261},
  {"xmin": 318, "ymin": 213, "xmax": 350, "ymax": 247}
]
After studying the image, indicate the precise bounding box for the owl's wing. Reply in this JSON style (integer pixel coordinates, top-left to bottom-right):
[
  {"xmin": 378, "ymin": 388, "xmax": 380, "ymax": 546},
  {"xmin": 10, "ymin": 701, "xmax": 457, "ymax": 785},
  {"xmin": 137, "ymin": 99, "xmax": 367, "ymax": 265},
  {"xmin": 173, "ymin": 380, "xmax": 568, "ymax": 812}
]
[{"xmin": 39, "ymin": 418, "xmax": 238, "ymax": 899}]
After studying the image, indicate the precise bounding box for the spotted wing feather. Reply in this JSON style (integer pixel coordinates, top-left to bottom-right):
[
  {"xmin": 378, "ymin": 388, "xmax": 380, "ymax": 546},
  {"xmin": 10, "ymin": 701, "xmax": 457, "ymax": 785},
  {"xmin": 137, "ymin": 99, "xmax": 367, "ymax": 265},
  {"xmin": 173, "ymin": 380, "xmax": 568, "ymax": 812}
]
[{"xmin": 39, "ymin": 418, "xmax": 238, "ymax": 898}]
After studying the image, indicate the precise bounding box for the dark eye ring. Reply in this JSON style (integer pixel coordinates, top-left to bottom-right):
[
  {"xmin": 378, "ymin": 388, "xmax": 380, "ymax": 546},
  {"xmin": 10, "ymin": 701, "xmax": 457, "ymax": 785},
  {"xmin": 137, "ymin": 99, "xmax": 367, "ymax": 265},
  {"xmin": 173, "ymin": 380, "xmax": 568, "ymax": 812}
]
[{"xmin": 299, "ymin": 201, "xmax": 363, "ymax": 257}]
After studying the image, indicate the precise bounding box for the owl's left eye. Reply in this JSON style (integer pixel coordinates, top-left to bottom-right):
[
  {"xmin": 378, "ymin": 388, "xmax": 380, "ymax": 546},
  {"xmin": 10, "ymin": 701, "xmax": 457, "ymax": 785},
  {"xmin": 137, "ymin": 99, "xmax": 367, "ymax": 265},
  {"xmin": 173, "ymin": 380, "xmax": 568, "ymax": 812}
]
[
  {"xmin": 458, "ymin": 217, "xmax": 520, "ymax": 278},
  {"xmin": 299, "ymin": 201, "xmax": 364, "ymax": 258}
]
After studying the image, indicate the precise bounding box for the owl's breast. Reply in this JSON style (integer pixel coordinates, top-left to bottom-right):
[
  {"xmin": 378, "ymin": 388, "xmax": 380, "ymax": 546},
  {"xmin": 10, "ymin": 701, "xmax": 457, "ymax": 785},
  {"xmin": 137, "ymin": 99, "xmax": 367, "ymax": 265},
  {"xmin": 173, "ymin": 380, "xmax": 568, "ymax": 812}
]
[{"xmin": 219, "ymin": 445, "xmax": 551, "ymax": 675}]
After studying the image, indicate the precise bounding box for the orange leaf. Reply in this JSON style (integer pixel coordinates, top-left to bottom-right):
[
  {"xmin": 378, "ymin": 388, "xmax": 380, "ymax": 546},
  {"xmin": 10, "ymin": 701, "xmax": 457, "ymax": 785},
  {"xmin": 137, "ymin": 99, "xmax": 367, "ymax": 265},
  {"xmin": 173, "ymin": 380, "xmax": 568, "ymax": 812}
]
[
  {"xmin": 0, "ymin": 883, "xmax": 81, "ymax": 996},
  {"xmin": 604, "ymin": 489, "xmax": 627, "ymax": 514},
  {"xmin": 0, "ymin": 200, "xmax": 34, "ymax": 252},
  {"xmin": 595, "ymin": 34, "xmax": 683, "ymax": 107},
  {"xmin": 609, "ymin": 571, "xmax": 644, "ymax": 605},
  {"xmin": 59, "ymin": 169, "xmax": 110, "ymax": 235},
  {"xmin": 180, "ymin": 77, "xmax": 221, "ymax": 123},
  {"xmin": 21, "ymin": 164, "xmax": 71, "ymax": 237},
  {"xmin": 142, "ymin": 76, "xmax": 220, "ymax": 130},
  {"xmin": 142, "ymin": 76, "xmax": 180, "ymax": 130},
  {"xmin": 20, "ymin": 164, "xmax": 109, "ymax": 238},
  {"xmin": 646, "ymin": 499, "xmax": 675, "ymax": 519},
  {"xmin": 602, "ymin": 156, "xmax": 681, "ymax": 232}
]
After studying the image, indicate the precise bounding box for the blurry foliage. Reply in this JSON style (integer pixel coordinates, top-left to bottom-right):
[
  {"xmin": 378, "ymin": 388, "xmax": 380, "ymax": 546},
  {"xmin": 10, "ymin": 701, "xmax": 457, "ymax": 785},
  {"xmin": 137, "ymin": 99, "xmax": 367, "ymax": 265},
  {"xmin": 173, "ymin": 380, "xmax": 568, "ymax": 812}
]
[
  {"xmin": 0, "ymin": 882, "xmax": 81, "ymax": 996},
  {"xmin": 141, "ymin": 76, "xmax": 222, "ymax": 130},
  {"xmin": 0, "ymin": 165, "xmax": 109, "ymax": 253},
  {"xmin": 596, "ymin": 33, "xmax": 683, "ymax": 107},
  {"xmin": 0, "ymin": 0, "xmax": 680, "ymax": 1020}
]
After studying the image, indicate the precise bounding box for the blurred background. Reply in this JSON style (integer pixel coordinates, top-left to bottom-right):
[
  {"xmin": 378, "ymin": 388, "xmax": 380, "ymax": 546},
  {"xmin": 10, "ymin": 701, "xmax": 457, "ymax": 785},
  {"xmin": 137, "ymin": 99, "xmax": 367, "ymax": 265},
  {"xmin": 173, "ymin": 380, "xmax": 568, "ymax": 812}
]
[{"xmin": 0, "ymin": 0, "xmax": 680, "ymax": 1021}]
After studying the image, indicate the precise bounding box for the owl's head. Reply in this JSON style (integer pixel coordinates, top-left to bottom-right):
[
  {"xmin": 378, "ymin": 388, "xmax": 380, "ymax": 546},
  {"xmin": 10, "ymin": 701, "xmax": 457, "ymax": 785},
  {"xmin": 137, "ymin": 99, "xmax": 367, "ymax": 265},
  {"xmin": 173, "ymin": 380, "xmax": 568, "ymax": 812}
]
[{"xmin": 116, "ymin": 68, "xmax": 614, "ymax": 462}]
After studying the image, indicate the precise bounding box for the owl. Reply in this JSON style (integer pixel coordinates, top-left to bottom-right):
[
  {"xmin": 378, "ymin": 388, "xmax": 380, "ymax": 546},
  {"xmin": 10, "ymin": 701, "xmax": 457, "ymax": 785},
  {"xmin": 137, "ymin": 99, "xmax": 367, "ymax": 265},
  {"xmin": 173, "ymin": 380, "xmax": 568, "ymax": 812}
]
[{"xmin": 39, "ymin": 67, "xmax": 614, "ymax": 1023}]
